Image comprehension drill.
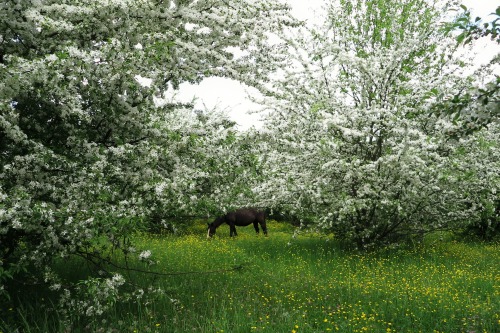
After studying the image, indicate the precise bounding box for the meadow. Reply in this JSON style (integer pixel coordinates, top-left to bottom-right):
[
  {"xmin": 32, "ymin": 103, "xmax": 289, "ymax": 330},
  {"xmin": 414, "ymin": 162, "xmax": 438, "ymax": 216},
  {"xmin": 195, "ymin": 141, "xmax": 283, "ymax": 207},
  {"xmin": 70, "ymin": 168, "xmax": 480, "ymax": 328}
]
[{"xmin": 1, "ymin": 221, "xmax": 499, "ymax": 333}]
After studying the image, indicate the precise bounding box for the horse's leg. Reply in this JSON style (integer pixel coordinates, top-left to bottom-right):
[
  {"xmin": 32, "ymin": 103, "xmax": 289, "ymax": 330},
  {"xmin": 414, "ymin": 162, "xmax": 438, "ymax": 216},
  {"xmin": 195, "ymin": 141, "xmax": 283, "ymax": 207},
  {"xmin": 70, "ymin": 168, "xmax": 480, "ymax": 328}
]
[
  {"xmin": 255, "ymin": 211, "xmax": 268, "ymax": 236},
  {"xmin": 253, "ymin": 221, "xmax": 260, "ymax": 234},
  {"xmin": 230, "ymin": 223, "xmax": 237, "ymax": 237},
  {"xmin": 261, "ymin": 221, "xmax": 268, "ymax": 236}
]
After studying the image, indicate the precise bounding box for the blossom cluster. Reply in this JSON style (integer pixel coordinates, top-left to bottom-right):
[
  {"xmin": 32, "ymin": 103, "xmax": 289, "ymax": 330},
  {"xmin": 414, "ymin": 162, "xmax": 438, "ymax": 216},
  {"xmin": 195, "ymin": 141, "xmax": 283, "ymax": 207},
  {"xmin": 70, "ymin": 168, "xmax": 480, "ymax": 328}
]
[
  {"xmin": 254, "ymin": 0, "xmax": 499, "ymax": 248},
  {"xmin": 0, "ymin": 0, "xmax": 296, "ymax": 312}
]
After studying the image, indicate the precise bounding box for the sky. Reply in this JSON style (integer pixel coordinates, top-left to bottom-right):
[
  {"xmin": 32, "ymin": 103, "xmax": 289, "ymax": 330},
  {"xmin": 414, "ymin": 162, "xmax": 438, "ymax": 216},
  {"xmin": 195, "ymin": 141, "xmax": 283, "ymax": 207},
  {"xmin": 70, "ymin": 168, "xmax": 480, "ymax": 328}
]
[{"xmin": 175, "ymin": 0, "xmax": 500, "ymax": 131}]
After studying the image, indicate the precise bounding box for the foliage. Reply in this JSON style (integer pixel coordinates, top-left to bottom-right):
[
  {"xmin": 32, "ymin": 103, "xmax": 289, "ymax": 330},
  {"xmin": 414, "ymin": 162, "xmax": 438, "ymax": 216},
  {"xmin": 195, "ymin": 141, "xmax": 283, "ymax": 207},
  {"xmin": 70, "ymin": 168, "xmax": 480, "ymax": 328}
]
[
  {"xmin": 454, "ymin": 124, "xmax": 500, "ymax": 241},
  {"xmin": 451, "ymin": 5, "xmax": 500, "ymax": 45},
  {"xmin": 441, "ymin": 4, "xmax": 500, "ymax": 240},
  {"xmin": 437, "ymin": 4, "xmax": 500, "ymax": 133},
  {"xmin": 257, "ymin": 0, "xmax": 498, "ymax": 248},
  {"xmin": 1, "ymin": 0, "xmax": 498, "ymax": 324},
  {"xmin": 0, "ymin": 0, "xmax": 295, "ymax": 311}
]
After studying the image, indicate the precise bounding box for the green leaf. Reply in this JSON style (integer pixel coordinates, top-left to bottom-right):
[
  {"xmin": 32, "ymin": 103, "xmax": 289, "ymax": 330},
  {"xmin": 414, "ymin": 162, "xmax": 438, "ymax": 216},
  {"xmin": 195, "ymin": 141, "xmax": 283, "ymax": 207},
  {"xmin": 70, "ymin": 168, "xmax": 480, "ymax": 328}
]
[
  {"xmin": 56, "ymin": 51, "xmax": 69, "ymax": 60},
  {"xmin": 456, "ymin": 32, "xmax": 466, "ymax": 44}
]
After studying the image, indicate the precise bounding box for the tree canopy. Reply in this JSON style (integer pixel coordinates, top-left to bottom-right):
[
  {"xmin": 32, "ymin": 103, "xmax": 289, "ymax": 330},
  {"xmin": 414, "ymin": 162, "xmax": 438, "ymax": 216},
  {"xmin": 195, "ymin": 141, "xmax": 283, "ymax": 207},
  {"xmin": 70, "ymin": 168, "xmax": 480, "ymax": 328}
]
[
  {"xmin": 0, "ymin": 0, "xmax": 295, "ymax": 307},
  {"xmin": 0, "ymin": 0, "xmax": 498, "ymax": 323},
  {"xmin": 256, "ymin": 0, "xmax": 499, "ymax": 248}
]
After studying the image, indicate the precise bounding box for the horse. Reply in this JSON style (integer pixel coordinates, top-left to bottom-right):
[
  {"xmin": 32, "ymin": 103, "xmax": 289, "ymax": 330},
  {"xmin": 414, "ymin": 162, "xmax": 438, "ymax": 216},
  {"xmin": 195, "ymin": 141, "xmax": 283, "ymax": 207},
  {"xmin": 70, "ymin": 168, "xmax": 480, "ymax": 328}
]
[{"xmin": 207, "ymin": 208, "xmax": 267, "ymax": 238}]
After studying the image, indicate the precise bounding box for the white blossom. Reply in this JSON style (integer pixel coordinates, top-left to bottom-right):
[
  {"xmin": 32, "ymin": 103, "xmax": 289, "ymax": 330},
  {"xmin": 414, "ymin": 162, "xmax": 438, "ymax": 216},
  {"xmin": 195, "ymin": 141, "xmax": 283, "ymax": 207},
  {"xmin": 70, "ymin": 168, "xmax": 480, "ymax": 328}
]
[
  {"xmin": 139, "ymin": 250, "xmax": 152, "ymax": 260},
  {"xmin": 0, "ymin": 0, "xmax": 297, "ymax": 313}
]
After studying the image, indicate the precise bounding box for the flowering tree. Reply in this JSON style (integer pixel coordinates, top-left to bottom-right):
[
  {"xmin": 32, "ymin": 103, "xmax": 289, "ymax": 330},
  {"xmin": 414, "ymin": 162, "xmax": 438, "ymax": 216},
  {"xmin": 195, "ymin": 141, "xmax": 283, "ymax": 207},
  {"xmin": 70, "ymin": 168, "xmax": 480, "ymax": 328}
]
[
  {"xmin": 450, "ymin": 124, "xmax": 500, "ymax": 240},
  {"xmin": 147, "ymin": 109, "xmax": 269, "ymax": 232},
  {"xmin": 0, "ymin": 0, "xmax": 295, "ymax": 310},
  {"xmin": 436, "ymin": 5, "xmax": 500, "ymax": 240},
  {"xmin": 437, "ymin": 5, "xmax": 500, "ymax": 135},
  {"xmin": 257, "ymin": 0, "xmax": 497, "ymax": 248}
]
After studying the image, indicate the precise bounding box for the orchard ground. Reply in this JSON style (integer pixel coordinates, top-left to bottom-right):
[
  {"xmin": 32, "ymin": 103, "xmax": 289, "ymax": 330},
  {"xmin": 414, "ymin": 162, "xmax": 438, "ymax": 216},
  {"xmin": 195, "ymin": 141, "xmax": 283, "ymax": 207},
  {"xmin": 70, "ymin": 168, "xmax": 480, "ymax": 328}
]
[{"xmin": 1, "ymin": 221, "xmax": 499, "ymax": 333}]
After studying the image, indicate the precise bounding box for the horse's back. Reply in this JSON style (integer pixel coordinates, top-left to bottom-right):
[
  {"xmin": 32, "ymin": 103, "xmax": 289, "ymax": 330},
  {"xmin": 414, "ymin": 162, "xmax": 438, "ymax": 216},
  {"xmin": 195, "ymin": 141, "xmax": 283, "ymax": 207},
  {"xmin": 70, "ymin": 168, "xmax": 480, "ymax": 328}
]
[{"xmin": 227, "ymin": 208, "xmax": 265, "ymax": 226}]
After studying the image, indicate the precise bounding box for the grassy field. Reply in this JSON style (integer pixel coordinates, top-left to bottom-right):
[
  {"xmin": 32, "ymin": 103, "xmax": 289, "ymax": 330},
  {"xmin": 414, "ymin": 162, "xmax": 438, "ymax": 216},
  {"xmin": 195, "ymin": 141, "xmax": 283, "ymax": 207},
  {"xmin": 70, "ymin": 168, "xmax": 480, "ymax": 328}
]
[{"xmin": 1, "ymin": 221, "xmax": 499, "ymax": 333}]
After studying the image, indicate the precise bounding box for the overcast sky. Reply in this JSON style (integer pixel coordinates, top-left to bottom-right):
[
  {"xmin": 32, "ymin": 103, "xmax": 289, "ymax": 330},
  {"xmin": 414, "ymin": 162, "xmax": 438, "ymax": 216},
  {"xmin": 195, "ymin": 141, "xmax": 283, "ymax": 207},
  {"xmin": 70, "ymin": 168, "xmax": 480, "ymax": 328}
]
[{"xmin": 176, "ymin": 0, "xmax": 499, "ymax": 130}]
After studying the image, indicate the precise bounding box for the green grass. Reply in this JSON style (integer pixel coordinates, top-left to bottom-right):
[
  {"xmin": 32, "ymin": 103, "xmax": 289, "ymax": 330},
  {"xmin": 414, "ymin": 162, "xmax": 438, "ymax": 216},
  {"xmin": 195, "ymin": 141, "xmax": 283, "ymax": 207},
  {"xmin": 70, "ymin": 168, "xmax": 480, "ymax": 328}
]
[{"xmin": 2, "ymin": 221, "xmax": 499, "ymax": 333}]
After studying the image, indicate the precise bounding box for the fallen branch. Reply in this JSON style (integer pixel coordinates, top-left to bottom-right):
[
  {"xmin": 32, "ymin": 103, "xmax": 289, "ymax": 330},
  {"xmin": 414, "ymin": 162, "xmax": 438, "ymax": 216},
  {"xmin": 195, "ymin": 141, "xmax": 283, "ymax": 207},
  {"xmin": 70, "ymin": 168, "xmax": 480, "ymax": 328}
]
[{"xmin": 75, "ymin": 249, "xmax": 244, "ymax": 277}]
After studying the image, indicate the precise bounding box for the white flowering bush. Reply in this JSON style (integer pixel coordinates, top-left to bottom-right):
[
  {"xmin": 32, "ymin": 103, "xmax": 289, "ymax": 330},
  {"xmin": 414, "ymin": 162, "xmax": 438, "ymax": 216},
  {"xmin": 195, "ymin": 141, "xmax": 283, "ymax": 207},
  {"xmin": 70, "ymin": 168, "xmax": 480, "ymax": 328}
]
[
  {"xmin": 63, "ymin": 274, "xmax": 126, "ymax": 317},
  {"xmin": 0, "ymin": 0, "xmax": 295, "ymax": 312},
  {"xmin": 437, "ymin": 5, "xmax": 500, "ymax": 134},
  {"xmin": 452, "ymin": 124, "xmax": 500, "ymax": 240},
  {"xmin": 144, "ymin": 108, "xmax": 271, "ymax": 234},
  {"xmin": 256, "ymin": 0, "xmax": 498, "ymax": 248}
]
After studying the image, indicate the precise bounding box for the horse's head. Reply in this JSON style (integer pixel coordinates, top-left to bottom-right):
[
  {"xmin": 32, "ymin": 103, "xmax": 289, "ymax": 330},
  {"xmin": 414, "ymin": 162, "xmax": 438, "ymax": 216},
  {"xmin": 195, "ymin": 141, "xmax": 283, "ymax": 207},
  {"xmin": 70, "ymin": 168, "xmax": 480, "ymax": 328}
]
[{"xmin": 207, "ymin": 222, "xmax": 217, "ymax": 238}]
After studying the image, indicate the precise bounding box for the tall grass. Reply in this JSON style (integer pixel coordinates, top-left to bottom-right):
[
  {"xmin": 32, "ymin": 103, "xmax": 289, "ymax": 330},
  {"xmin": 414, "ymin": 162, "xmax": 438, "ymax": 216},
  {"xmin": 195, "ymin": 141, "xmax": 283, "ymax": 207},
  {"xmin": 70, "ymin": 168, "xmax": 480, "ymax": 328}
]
[{"xmin": 1, "ymin": 222, "xmax": 499, "ymax": 333}]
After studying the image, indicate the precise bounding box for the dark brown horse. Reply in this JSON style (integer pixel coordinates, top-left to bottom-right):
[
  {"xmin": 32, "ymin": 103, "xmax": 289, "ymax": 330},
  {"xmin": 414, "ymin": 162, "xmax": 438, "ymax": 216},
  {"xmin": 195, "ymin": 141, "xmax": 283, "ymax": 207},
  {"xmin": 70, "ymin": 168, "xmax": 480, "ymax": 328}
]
[{"xmin": 207, "ymin": 208, "xmax": 267, "ymax": 238}]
